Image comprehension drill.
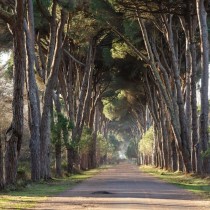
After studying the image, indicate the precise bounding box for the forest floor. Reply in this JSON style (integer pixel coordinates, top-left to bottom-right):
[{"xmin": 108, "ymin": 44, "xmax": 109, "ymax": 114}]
[{"xmin": 34, "ymin": 162, "xmax": 210, "ymax": 210}]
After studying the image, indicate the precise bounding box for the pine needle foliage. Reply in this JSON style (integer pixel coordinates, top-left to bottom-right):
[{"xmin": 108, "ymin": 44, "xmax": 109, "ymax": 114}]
[
  {"xmin": 51, "ymin": 112, "xmax": 73, "ymax": 147},
  {"xmin": 139, "ymin": 127, "xmax": 154, "ymax": 156}
]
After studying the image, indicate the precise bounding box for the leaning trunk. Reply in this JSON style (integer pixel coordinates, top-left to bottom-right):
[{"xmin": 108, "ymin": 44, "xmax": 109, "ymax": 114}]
[{"xmin": 138, "ymin": 18, "xmax": 191, "ymax": 172}]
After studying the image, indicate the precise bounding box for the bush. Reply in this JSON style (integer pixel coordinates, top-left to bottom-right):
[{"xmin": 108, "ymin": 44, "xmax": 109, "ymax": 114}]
[
  {"xmin": 17, "ymin": 168, "xmax": 29, "ymax": 181},
  {"xmin": 79, "ymin": 127, "xmax": 93, "ymax": 154},
  {"xmin": 139, "ymin": 127, "xmax": 154, "ymax": 156}
]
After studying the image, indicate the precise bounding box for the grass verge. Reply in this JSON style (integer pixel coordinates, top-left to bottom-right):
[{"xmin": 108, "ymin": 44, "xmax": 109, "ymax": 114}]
[
  {"xmin": 140, "ymin": 165, "xmax": 210, "ymax": 199},
  {"xmin": 0, "ymin": 167, "xmax": 106, "ymax": 209}
]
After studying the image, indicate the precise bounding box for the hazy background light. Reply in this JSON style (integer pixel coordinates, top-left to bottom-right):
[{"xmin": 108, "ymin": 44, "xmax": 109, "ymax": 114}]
[{"xmin": 0, "ymin": 52, "xmax": 10, "ymax": 66}]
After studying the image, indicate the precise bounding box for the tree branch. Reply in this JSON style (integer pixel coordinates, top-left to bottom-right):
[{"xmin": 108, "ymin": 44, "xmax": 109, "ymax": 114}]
[
  {"xmin": 35, "ymin": 0, "xmax": 51, "ymax": 22},
  {"xmin": 107, "ymin": 21, "xmax": 148, "ymax": 62},
  {"xmin": 0, "ymin": 7, "xmax": 13, "ymax": 25},
  {"xmin": 64, "ymin": 49, "xmax": 85, "ymax": 67}
]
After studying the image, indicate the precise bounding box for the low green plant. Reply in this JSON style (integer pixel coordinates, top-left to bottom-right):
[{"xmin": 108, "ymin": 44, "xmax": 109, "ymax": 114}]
[{"xmin": 201, "ymin": 141, "xmax": 210, "ymax": 158}]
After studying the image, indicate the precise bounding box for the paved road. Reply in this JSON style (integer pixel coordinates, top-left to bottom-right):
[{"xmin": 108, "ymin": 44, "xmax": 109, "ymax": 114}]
[{"xmin": 35, "ymin": 162, "xmax": 210, "ymax": 210}]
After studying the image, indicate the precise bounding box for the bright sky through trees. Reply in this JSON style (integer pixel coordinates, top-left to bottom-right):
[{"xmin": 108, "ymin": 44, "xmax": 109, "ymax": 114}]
[{"xmin": 0, "ymin": 52, "xmax": 10, "ymax": 65}]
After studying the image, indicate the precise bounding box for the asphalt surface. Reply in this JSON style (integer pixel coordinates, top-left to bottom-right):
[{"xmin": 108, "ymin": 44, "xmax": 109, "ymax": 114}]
[{"xmin": 35, "ymin": 162, "xmax": 210, "ymax": 209}]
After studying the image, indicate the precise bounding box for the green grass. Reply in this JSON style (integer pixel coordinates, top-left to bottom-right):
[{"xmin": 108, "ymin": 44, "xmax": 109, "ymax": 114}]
[
  {"xmin": 140, "ymin": 165, "xmax": 210, "ymax": 199},
  {"xmin": 0, "ymin": 167, "xmax": 104, "ymax": 209}
]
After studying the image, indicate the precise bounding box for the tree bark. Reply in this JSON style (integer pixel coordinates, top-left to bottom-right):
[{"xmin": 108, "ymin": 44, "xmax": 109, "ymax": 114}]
[
  {"xmin": 152, "ymin": 125, "xmax": 158, "ymax": 167},
  {"xmin": 190, "ymin": 41, "xmax": 202, "ymax": 174},
  {"xmin": 5, "ymin": 1, "xmax": 25, "ymax": 185},
  {"xmin": 197, "ymin": 0, "xmax": 210, "ymax": 173},
  {"xmin": 67, "ymin": 147, "xmax": 77, "ymax": 173},
  {"xmin": 67, "ymin": 59, "xmax": 75, "ymax": 123},
  {"xmin": 0, "ymin": 135, "xmax": 4, "ymax": 189},
  {"xmin": 160, "ymin": 110, "xmax": 169, "ymax": 170},
  {"xmin": 53, "ymin": 91, "xmax": 62, "ymax": 177},
  {"xmin": 70, "ymin": 40, "xmax": 96, "ymax": 171},
  {"xmin": 25, "ymin": 0, "xmax": 41, "ymax": 181},
  {"xmin": 46, "ymin": 0, "xmax": 57, "ymax": 78},
  {"xmin": 55, "ymin": 143, "xmax": 62, "ymax": 176},
  {"xmin": 166, "ymin": 15, "xmax": 191, "ymax": 173},
  {"xmin": 89, "ymin": 106, "xmax": 99, "ymax": 169},
  {"xmin": 74, "ymin": 40, "xmax": 95, "ymax": 139},
  {"xmin": 171, "ymin": 137, "xmax": 177, "ymax": 171},
  {"xmin": 138, "ymin": 17, "xmax": 191, "ymax": 172},
  {"xmin": 40, "ymin": 9, "xmax": 67, "ymax": 179}
]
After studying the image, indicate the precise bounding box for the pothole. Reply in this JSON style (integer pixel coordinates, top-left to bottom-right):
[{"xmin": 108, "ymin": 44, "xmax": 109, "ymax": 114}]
[{"xmin": 91, "ymin": 191, "xmax": 113, "ymax": 195}]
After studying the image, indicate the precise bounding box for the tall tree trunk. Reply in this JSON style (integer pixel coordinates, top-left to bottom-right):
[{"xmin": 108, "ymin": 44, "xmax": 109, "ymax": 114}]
[
  {"xmin": 138, "ymin": 18, "xmax": 191, "ymax": 172},
  {"xmin": 177, "ymin": 149, "xmax": 183, "ymax": 172},
  {"xmin": 67, "ymin": 59, "xmax": 75, "ymax": 123},
  {"xmin": 197, "ymin": 0, "xmax": 210, "ymax": 173},
  {"xmin": 66, "ymin": 59, "xmax": 75, "ymax": 173},
  {"xmin": 0, "ymin": 135, "xmax": 4, "ymax": 189},
  {"xmin": 25, "ymin": 0, "xmax": 41, "ymax": 181},
  {"xmin": 167, "ymin": 16, "xmax": 191, "ymax": 173},
  {"xmin": 55, "ymin": 144, "xmax": 62, "ymax": 176},
  {"xmin": 89, "ymin": 106, "xmax": 99, "ymax": 169},
  {"xmin": 190, "ymin": 41, "xmax": 202, "ymax": 174},
  {"xmin": 180, "ymin": 10, "xmax": 202, "ymax": 174},
  {"xmin": 152, "ymin": 125, "xmax": 158, "ymax": 167},
  {"xmin": 70, "ymin": 40, "xmax": 95, "ymax": 171},
  {"xmin": 67, "ymin": 147, "xmax": 74, "ymax": 173},
  {"xmin": 74, "ymin": 40, "xmax": 95, "ymax": 139},
  {"xmin": 40, "ymin": 9, "xmax": 67, "ymax": 179},
  {"xmin": 5, "ymin": 1, "xmax": 25, "ymax": 185},
  {"xmin": 171, "ymin": 137, "xmax": 177, "ymax": 171},
  {"xmin": 53, "ymin": 91, "xmax": 62, "ymax": 177},
  {"xmin": 46, "ymin": 0, "xmax": 57, "ymax": 78},
  {"xmin": 159, "ymin": 97, "xmax": 169, "ymax": 170}
]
